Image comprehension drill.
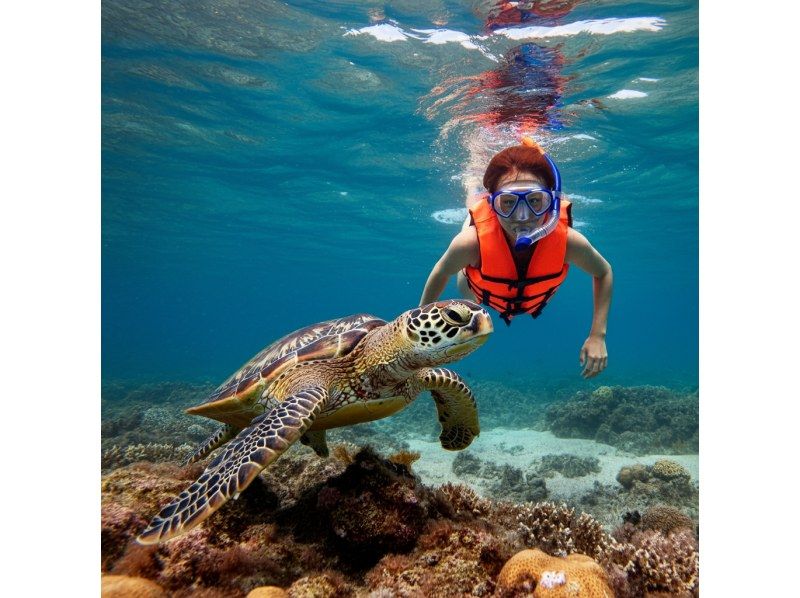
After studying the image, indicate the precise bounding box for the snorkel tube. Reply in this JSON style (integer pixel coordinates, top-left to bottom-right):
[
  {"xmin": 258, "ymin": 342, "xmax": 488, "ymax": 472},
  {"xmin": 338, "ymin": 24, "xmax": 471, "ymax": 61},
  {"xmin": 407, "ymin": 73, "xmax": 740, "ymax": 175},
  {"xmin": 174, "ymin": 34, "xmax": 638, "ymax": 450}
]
[{"xmin": 513, "ymin": 149, "xmax": 562, "ymax": 251}]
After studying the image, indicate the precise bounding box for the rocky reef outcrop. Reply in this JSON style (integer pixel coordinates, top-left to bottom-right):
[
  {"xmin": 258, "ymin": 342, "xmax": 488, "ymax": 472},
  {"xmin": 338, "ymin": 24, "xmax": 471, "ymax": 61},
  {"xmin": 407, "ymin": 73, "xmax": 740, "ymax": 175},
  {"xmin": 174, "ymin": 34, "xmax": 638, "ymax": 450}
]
[{"xmin": 545, "ymin": 385, "xmax": 699, "ymax": 454}]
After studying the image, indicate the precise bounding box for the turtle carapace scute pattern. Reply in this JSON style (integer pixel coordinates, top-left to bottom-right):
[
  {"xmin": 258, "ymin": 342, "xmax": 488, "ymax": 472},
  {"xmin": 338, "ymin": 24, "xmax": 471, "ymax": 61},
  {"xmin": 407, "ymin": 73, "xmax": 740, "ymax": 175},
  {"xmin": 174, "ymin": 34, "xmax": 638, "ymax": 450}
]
[{"xmin": 137, "ymin": 300, "xmax": 493, "ymax": 544}]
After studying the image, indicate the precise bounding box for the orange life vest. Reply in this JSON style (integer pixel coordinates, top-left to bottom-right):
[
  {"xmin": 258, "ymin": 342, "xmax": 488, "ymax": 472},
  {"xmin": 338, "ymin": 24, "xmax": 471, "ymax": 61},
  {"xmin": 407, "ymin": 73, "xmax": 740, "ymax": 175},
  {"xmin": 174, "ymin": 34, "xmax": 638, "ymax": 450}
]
[{"xmin": 464, "ymin": 198, "xmax": 572, "ymax": 325}]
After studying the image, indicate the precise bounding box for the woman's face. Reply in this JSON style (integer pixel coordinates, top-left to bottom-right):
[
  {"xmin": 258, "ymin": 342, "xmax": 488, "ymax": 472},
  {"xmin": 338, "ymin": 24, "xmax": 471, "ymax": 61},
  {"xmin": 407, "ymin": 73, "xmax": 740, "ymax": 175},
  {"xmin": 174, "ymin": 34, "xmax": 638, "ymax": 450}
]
[{"xmin": 494, "ymin": 170, "xmax": 548, "ymax": 239}]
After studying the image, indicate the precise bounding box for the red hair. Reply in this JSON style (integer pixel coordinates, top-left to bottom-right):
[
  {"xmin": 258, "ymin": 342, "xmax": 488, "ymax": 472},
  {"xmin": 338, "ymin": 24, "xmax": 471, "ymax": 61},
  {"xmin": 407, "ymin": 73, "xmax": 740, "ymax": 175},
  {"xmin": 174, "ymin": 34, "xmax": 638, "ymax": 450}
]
[{"xmin": 482, "ymin": 144, "xmax": 556, "ymax": 193}]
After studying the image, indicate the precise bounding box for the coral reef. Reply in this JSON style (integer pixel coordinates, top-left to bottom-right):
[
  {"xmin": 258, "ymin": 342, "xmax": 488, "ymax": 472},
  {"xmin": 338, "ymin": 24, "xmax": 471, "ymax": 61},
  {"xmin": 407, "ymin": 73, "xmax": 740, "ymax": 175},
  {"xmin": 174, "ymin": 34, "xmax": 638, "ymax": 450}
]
[
  {"xmin": 535, "ymin": 454, "xmax": 601, "ymax": 478},
  {"xmin": 496, "ymin": 549, "xmax": 613, "ymax": 597},
  {"xmin": 545, "ymin": 385, "xmax": 699, "ymax": 454},
  {"xmin": 365, "ymin": 520, "xmax": 509, "ymax": 596},
  {"xmin": 576, "ymin": 460, "xmax": 698, "ymax": 530},
  {"xmin": 609, "ymin": 524, "xmax": 699, "ymax": 596},
  {"xmin": 100, "ymin": 445, "xmax": 699, "ymax": 597},
  {"xmin": 102, "ymin": 442, "xmax": 195, "ymax": 470}
]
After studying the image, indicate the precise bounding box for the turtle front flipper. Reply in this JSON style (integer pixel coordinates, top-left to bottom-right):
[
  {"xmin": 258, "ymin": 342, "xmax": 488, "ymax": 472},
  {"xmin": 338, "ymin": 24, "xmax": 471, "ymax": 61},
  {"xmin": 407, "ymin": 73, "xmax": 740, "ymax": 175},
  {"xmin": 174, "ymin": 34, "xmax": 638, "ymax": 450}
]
[
  {"xmin": 417, "ymin": 368, "xmax": 480, "ymax": 450},
  {"xmin": 183, "ymin": 424, "xmax": 239, "ymax": 466},
  {"xmin": 137, "ymin": 387, "xmax": 328, "ymax": 544}
]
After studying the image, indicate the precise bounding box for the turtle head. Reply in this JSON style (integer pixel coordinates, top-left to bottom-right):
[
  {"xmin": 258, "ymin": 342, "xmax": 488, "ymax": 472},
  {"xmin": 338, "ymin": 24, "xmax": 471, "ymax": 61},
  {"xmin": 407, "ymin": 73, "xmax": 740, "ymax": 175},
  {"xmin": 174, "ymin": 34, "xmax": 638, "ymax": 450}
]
[{"xmin": 400, "ymin": 300, "xmax": 493, "ymax": 366}]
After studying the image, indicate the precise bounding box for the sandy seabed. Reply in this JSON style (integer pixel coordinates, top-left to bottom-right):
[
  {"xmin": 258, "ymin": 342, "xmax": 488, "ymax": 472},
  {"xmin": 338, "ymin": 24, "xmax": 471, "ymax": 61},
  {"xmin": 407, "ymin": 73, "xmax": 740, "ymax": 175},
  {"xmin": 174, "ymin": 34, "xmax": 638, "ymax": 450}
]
[{"xmin": 406, "ymin": 427, "xmax": 699, "ymax": 502}]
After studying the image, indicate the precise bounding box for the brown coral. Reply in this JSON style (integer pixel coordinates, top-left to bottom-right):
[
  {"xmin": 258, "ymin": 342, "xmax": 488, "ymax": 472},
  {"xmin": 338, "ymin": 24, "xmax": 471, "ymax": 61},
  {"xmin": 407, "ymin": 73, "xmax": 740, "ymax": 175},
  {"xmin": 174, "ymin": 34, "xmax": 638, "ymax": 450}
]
[
  {"xmin": 497, "ymin": 549, "xmax": 613, "ymax": 597},
  {"xmin": 650, "ymin": 459, "xmax": 690, "ymax": 481},
  {"xmin": 101, "ymin": 575, "xmax": 167, "ymax": 598},
  {"xmin": 434, "ymin": 482, "xmax": 492, "ymax": 519},
  {"xmin": 287, "ymin": 572, "xmax": 351, "ymax": 597},
  {"xmin": 640, "ymin": 505, "xmax": 694, "ymax": 534},
  {"xmin": 247, "ymin": 586, "xmax": 289, "ymax": 597},
  {"xmin": 616, "ymin": 464, "xmax": 650, "ymax": 488}
]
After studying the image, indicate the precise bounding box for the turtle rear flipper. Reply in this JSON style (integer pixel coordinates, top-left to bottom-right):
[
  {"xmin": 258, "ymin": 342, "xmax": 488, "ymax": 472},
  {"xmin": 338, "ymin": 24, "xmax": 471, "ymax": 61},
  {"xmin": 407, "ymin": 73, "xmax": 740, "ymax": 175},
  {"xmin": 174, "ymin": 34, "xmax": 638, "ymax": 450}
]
[
  {"xmin": 418, "ymin": 368, "xmax": 480, "ymax": 450},
  {"xmin": 137, "ymin": 387, "xmax": 328, "ymax": 544}
]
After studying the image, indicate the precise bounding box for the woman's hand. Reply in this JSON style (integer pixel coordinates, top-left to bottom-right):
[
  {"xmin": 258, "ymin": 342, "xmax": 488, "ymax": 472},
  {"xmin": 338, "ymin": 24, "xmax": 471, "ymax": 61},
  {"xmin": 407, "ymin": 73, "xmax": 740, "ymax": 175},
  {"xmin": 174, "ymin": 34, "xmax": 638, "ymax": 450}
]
[{"xmin": 579, "ymin": 334, "xmax": 607, "ymax": 379}]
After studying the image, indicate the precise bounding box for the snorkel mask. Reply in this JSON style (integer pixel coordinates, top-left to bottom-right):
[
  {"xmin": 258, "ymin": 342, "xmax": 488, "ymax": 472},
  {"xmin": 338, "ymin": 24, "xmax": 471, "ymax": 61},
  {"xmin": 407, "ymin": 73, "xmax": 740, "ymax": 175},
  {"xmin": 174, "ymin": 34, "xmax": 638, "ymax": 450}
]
[{"xmin": 488, "ymin": 137, "xmax": 562, "ymax": 251}]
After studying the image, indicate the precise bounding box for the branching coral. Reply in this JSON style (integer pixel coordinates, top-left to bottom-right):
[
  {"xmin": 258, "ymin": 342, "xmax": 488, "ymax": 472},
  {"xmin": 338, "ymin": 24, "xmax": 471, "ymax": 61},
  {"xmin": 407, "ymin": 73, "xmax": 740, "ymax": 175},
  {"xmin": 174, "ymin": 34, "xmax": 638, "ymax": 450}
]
[
  {"xmin": 514, "ymin": 502, "xmax": 611, "ymax": 559},
  {"xmin": 434, "ymin": 482, "xmax": 492, "ymax": 519},
  {"xmin": 496, "ymin": 549, "xmax": 613, "ymax": 597},
  {"xmin": 610, "ymin": 528, "xmax": 699, "ymax": 596}
]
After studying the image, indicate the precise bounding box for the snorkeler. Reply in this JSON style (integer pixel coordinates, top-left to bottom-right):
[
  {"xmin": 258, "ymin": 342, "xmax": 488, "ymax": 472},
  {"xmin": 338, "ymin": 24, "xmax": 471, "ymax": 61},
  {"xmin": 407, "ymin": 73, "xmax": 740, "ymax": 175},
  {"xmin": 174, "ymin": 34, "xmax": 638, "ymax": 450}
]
[{"xmin": 419, "ymin": 138, "xmax": 612, "ymax": 379}]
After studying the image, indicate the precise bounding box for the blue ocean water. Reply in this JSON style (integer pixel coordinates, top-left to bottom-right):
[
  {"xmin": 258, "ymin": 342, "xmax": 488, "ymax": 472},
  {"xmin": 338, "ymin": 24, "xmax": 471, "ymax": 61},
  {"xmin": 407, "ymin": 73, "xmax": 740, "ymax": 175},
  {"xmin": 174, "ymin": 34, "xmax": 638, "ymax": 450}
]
[{"xmin": 102, "ymin": 0, "xmax": 697, "ymax": 393}]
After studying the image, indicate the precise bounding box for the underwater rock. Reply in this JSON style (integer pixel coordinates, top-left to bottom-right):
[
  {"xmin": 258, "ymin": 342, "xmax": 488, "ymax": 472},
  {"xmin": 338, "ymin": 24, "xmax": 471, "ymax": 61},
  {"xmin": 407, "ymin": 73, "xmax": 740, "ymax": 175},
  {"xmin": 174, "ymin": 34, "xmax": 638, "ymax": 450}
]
[
  {"xmin": 488, "ymin": 464, "xmax": 548, "ymax": 503},
  {"xmin": 101, "ymin": 575, "xmax": 167, "ymax": 598},
  {"xmin": 535, "ymin": 453, "xmax": 601, "ymax": 478},
  {"xmin": 311, "ymin": 447, "xmax": 432, "ymax": 560},
  {"xmin": 616, "ymin": 464, "xmax": 650, "ymax": 489},
  {"xmin": 452, "ymin": 451, "xmax": 484, "ymax": 477},
  {"xmin": 545, "ymin": 385, "xmax": 699, "ymax": 454},
  {"xmin": 496, "ymin": 549, "xmax": 613, "ymax": 597}
]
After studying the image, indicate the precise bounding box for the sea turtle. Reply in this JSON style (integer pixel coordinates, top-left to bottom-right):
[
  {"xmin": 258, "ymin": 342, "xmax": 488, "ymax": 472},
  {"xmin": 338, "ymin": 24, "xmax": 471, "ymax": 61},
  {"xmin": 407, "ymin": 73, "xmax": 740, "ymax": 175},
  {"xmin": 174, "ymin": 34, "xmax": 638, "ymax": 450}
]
[{"xmin": 137, "ymin": 299, "xmax": 493, "ymax": 544}]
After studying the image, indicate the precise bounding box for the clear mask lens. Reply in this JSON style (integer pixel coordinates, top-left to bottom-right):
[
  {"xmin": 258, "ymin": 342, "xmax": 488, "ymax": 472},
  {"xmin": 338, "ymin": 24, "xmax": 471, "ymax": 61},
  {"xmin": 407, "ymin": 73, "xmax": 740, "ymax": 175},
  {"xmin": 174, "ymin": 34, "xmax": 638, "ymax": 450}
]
[{"xmin": 524, "ymin": 190, "xmax": 552, "ymax": 215}]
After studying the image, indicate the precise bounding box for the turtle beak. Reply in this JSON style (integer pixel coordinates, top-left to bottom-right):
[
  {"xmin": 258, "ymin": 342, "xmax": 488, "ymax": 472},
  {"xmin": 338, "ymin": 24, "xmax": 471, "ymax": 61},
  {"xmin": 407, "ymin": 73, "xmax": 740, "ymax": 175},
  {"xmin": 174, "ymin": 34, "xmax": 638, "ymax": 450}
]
[{"xmin": 444, "ymin": 311, "xmax": 493, "ymax": 358}]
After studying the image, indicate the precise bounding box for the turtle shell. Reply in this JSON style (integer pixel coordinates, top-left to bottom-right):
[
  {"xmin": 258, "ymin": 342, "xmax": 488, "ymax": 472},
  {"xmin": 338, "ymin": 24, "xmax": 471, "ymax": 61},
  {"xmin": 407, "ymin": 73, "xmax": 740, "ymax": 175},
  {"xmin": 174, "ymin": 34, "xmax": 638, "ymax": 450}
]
[{"xmin": 186, "ymin": 314, "xmax": 385, "ymax": 422}]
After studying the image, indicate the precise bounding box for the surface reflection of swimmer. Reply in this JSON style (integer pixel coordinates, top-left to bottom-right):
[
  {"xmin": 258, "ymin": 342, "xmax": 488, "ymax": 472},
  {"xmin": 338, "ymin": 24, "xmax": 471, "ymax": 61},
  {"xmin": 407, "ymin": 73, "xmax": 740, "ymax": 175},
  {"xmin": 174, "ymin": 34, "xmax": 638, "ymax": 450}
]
[{"xmin": 420, "ymin": 139, "xmax": 612, "ymax": 379}]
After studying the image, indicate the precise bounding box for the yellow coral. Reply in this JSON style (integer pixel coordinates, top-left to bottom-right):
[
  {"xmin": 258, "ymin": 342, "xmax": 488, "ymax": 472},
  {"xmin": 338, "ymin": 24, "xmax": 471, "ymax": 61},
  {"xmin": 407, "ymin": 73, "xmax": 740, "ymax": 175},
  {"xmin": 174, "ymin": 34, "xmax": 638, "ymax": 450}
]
[
  {"xmin": 247, "ymin": 587, "xmax": 288, "ymax": 598},
  {"xmin": 497, "ymin": 549, "xmax": 613, "ymax": 597},
  {"xmin": 651, "ymin": 459, "xmax": 690, "ymax": 480},
  {"xmin": 388, "ymin": 450, "xmax": 421, "ymax": 468},
  {"xmin": 101, "ymin": 575, "xmax": 167, "ymax": 598}
]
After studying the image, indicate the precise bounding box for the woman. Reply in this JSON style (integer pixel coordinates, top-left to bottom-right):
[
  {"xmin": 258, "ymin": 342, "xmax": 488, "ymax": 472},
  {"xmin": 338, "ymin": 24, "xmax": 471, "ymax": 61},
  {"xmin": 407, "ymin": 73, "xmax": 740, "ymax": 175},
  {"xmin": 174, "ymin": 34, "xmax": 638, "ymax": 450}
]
[{"xmin": 419, "ymin": 138, "xmax": 612, "ymax": 379}]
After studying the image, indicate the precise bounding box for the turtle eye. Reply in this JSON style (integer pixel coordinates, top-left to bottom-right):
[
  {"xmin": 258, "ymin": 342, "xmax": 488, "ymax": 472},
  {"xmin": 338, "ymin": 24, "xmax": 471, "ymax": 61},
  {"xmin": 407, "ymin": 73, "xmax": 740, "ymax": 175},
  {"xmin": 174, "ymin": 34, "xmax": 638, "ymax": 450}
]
[{"xmin": 442, "ymin": 307, "xmax": 469, "ymax": 326}]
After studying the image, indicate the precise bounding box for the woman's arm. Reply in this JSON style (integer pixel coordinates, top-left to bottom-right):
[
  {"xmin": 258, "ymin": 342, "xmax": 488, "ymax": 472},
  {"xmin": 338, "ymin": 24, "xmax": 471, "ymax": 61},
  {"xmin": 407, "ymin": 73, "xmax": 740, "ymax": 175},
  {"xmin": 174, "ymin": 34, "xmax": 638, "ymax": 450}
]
[
  {"xmin": 565, "ymin": 228, "xmax": 613, "ymax": 378},
  {"xmin": 420, "ymin": 229, "xmax": 479, "ymax": 306}
]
